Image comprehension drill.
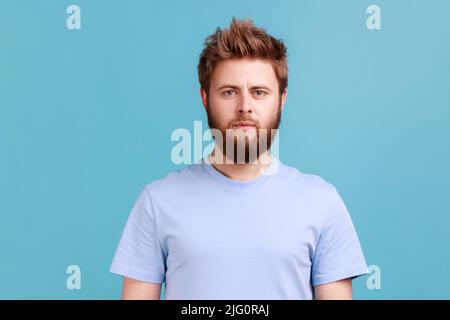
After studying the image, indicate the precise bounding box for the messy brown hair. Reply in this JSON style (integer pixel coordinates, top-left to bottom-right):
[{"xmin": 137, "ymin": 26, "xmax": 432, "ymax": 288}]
[{"xmin": 198, "ymin": 17, "xmax": 288, "ymax": 96}]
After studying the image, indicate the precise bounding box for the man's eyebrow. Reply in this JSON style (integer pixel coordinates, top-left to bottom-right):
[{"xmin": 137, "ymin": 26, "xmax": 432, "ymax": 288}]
[
  {"xmin": 216, "ymin": 84, "xmax": 273, "ymax": 92},
  {"xmin": 250, "ymin": 85, "xmax": 272, "ymax": 92},
  {"xmin": 217, "ymin": 84, "xmax": 240, "ymax": 90}
]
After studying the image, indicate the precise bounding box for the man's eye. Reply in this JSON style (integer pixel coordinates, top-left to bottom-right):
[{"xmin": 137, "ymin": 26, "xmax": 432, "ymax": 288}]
[
  {"xmin": 223, "ymin": 89, "xmax": 236, "ymax": 97},
  {"xmin": 254, "ymin": 90, "xmax": 267, "ymax": 97}
]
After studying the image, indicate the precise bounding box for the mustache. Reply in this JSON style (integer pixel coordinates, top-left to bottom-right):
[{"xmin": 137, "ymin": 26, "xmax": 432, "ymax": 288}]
[{"xmin": 228, "ymin": 118, "xmax": 260, "ymax": 128}]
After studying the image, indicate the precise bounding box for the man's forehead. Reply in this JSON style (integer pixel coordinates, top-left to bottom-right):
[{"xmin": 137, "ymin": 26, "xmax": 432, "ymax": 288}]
[{"xmin": 211, "ymin": 59, "xmax": 278, "ymax": 88}]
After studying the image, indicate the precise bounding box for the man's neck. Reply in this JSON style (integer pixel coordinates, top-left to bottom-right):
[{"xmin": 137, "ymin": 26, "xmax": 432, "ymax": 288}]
[{"xmin": 208, "ymin": 148, "xmax": 272, "ymax": 182}]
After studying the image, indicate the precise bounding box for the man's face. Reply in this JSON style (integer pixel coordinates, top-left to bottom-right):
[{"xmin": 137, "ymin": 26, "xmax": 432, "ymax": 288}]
[{"xmin": 201, "ymin": 58, "xmax": 287, "ymax": 164}]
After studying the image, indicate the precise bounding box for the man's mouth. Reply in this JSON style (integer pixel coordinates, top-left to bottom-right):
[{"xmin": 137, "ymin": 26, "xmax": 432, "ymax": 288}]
[
  {"xmin": 231, "ymin": 122, "xmax": 257, "ymax": 130},
  {"xmin": 233, "ymin": 125, "xmax": 255, "ymax": 130}
]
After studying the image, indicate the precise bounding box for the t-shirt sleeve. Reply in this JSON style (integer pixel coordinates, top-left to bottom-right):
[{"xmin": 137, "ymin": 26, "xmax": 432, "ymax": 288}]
[
  {"xmin": 311, "ymin": 185, "xmax": 368, "ymax": 287},
  {"xmin": 109, "ymin": 186, "xmax": 166, "ymax": 284}
]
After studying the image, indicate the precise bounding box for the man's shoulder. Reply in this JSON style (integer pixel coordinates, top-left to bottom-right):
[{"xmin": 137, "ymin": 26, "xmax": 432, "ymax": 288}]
[
  {"xmin": 279, "ymin": 161, "xmax": 336, "ymax": 194},
  {"xmin": 143, "ymin": 163, "xmax": 204, "ymax": 196}
]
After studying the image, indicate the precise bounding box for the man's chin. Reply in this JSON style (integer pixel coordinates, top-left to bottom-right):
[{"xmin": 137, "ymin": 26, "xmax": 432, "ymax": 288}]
[
  {"xmin": 225, "ymin": 142, "xmax": 271, "ymax": 165},
  {"xmin": 227, "ymin": 127, "xmax": 258, "ymax": 137}
]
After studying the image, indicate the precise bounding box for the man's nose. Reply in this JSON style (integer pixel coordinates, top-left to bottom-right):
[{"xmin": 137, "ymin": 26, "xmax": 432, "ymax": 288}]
[{"xmin": 237, "ymin": 91, "xmax": 253, "ymax": 114}]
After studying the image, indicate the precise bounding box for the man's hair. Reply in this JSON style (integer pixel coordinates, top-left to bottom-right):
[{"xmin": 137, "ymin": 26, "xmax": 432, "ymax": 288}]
[{"xmin": 198, "ymin": 17, "xmax": 288, "ymax": 95}]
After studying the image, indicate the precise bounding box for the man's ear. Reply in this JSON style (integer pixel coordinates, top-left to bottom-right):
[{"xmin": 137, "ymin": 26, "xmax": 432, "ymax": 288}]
[
  {"xmin": 200, "ymin": 87, "xmax": 208, "ymax": 110},
  {"xmin": 280, "ymin": 89, "xmax": 287, "ymax": 111}
]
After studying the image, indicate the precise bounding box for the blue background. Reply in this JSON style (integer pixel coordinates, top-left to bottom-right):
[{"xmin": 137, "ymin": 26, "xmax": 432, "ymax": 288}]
[{"xmin": 1, "ymin": 0, "xmax": 449, "ymax": 299}]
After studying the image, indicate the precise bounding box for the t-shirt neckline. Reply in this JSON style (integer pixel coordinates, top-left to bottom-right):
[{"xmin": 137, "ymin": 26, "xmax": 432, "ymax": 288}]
[{"xmin": 201, "ymin": 155, "xmax": 281, "ymax": 191}]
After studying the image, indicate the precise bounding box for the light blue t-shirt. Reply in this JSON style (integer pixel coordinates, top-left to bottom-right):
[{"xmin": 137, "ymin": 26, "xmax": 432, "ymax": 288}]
[{"xmin": 110, "ymin": 157, "xmax": 368, "ymax": 299}]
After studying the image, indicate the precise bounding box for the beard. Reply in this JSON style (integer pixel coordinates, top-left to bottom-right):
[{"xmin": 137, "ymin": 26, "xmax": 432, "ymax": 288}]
[{"xmin": 205, "ymin": 98, "xmax": 282, "ymax": 165}]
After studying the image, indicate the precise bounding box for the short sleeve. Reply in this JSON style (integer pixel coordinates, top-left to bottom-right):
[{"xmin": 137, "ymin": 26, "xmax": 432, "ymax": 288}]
[
  {"xmin": 311, "ymin": 186, "xmax": 368, "ymax": 286},
  {"xmin": 109, "ymin": 186, "xmax": 166, "ymax": 284}
]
